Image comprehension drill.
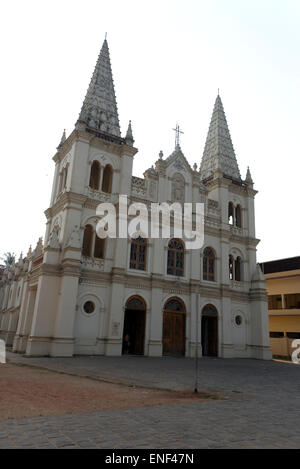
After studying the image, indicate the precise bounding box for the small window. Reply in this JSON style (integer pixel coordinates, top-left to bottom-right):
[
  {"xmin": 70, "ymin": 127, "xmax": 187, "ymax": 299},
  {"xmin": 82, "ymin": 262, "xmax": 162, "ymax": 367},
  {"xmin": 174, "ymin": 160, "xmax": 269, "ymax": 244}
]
[
  {"xmin": 270, "ymin": 332, "xmax": 284, "ymax": 338},
  {"xmin": 64, "ymin": 166, "xmax": 68, "ymax": 189},
  {"xmin": 83, "ymin": 301, "xmax": 95, "ymax": 314},
  {"xmin": 94, "ymin": 235, "xmax": 105, "ymax": 259},
  {"xmin": 203, "ymin": 248, "xmax": 215, "ymax": 281},
  {"xmin": 287, "ymin": 332, "xmax": 300, "ymax": 339},
  {"xmin": 228, "ymin": 202, "xmax": 234, "ymax": 225},
  {"xmin": 102, "ymin": 165, "xmax": 113, "ymax": 193},
  {"xmin": 268, "ymin": 295, "xmax": 282, "ymax": 310},
  {"xmin": 229, "ymin": 255, "xmax": 234, "ymax": 280},
  {"xmin": 235, "ymin": 205, "xmax": 242, "ymax": 228},
  {"xmin": 167, "ymin": 239, "xmax": 184, "ymax": 277},
  {"xmin": 129, "ymin": 237, "xmax": 147, "ymax": 271},
  {"xmin": 285, "ymin": 294, "xmax": 300, "ymax": 310},
  {"xmin": 235, "ymin": 257, "xmax": 242, "ymax": 282},
  {"xmin": 82, "ymin": 225, "xmax": 93, "ymax": 257},
  {"xmin": 89, "ymin": 161, "xmax": 101, "ymax": 190},
  {"xmin": 235, "ymin": 315, "xmax": 242, "ymax": 326}
]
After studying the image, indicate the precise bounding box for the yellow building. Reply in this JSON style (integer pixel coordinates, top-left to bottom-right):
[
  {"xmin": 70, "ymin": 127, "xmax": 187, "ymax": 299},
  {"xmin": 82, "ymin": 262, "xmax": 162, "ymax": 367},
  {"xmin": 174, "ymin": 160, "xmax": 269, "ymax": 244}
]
[{"xmin": 261, "ymin": 257, "xmax": 300, "ymax": 358}]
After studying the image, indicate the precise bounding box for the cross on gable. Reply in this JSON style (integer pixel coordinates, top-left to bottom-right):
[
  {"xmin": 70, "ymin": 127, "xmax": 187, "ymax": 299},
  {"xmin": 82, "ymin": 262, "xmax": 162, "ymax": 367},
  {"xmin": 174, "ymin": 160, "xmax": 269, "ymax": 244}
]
[{"xmin": 172, "ymin": 123, "xmax": 184, "ymax": 148}]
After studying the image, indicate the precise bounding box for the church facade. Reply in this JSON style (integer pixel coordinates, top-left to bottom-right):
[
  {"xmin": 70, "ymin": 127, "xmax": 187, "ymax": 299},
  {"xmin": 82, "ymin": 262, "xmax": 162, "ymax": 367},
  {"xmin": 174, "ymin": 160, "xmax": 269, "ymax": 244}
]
[{"xmin": 0, "ymin": 39, "xmax": 272, "ymax": 359}]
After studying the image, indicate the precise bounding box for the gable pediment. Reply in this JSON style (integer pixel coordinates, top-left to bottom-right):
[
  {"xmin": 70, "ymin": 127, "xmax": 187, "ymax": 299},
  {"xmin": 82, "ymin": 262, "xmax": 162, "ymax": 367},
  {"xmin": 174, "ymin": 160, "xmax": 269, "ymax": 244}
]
[{"xmin": 165, "ymin": 145, "xmax": 192, "ymax": 175}]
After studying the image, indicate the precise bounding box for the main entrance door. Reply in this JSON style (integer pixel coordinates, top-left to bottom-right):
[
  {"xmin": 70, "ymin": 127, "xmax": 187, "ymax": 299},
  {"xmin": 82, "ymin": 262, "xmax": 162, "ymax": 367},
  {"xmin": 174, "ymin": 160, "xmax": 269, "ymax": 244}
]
[
  {"xmin": 122, "ymin": 296, "xmax": 146, "ymax": 355},
  {"xmin": 201, "ymin": 305, "xmax": 218, "ymax": 357},
  {"xmin": 163, "ymin": 298, "xmax": 186, "ymax": 356}
]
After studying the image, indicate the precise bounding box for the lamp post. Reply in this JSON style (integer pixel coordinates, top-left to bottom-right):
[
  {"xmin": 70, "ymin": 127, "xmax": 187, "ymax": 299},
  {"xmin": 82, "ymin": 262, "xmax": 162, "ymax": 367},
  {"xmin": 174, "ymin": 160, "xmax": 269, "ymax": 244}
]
[{"xmin": 195, "ymin": 284, "xmax": 200, "ymax": 393}]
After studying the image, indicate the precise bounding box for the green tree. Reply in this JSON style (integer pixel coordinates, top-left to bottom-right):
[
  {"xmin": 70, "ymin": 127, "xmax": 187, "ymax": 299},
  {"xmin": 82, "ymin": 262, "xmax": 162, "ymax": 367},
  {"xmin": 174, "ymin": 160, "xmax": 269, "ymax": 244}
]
[{"xmin": 1, "ymin": 252, "xmax": 16, "ymax": 266}]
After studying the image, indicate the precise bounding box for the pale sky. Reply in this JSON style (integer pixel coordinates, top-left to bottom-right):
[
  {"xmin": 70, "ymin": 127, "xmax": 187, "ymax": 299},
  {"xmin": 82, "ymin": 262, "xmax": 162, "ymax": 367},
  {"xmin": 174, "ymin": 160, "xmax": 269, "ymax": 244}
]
[{"xmin": 0, "ymin": 0, "xmax": 299, "ymax": 263}]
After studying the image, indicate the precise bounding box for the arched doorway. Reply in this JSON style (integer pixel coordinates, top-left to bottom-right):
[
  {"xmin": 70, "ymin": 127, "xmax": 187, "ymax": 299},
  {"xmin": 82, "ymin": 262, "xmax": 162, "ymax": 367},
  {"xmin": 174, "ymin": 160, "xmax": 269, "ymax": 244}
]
[
  {"xmin": 122, "ymin": 296, "xmax": 146, "ymax": 355},
  {"xmin": 163, "ymin": 298, "xmax": 186, "ymax": 356},
  {"xmin": 201, "ymin": 305, "xmax": 218, "ymax": 357}
]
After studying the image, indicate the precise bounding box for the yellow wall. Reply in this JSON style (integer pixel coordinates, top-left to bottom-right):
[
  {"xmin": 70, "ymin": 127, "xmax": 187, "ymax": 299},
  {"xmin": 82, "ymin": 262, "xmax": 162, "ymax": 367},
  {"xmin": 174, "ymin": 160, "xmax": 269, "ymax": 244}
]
[
  {"xmin": 269, "ymin": 315, "xmax": 300, "ymax": 333},
  {"xmin": 265, "ymin": 268, "xmax": 300, "ymax": 357},
  {"xmin": 265, "ymin": 270, "xmax": 300, "ymax": 295}
]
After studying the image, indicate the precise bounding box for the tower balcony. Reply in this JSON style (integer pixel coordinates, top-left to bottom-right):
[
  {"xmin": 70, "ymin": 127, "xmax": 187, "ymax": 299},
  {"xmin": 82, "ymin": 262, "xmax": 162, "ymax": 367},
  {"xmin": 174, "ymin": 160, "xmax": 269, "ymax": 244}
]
[{"xmin": 85, "ymin": 187, "xmax": 114, "ymax": 203}]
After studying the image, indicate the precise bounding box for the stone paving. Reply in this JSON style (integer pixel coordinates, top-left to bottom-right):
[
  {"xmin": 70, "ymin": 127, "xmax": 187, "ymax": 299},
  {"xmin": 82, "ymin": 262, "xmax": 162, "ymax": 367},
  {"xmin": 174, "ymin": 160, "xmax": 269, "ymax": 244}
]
[{"xmin": 1, "ymin": 353, "xmax": 299, "ymax": 448}]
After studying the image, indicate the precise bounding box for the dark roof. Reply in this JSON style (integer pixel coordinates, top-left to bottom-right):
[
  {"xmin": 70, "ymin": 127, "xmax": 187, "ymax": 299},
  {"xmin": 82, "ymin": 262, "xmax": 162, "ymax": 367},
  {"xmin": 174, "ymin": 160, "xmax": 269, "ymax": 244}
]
[{"xmin": 260, "ymin": 256, "xmax": 300, "ymax": 274}]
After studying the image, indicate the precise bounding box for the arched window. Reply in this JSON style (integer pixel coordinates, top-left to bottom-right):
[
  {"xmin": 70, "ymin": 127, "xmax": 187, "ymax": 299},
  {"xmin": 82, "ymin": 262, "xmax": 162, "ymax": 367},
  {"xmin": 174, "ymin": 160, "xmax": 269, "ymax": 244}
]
[
  {"xmin": 129, "ymin": 237, "xmax": 147, "ymax": 271},
  {"xmin": 94, "ymin": 235, "xmax": 105, "ymax": 259},
  {"xmin": 167, "ymin": 239, "xmax": 184, "ymax": 277},
  {"xmin": 235, "ymin": 256, "xmax": 242, "ymax": 282},
  {"xmin": 235, "ymin": 205, "xmax": 242, "ymax": 228},
  {"xmin": 89, "ymin": 161, "xmax": 101, "ymax": 190},
  {"xmin": 228, "ymin": 202, "xmax": 234, "ymax": 225},
  {"xmin": 126, "ymin": 296, "xmax": 146, "ymax": 311},
  {"xmin": 63, "ymin": 165, "xmax": 68, "ymax": 190},
  {"xmin": 82, "ymin": 225, "xmax": 93, "ymax": 257},
  {"xmin": 164, "ymin": 298, "xmax": 185, "ymax": 312},
  {"xmin": 229, "ymin": 255, "xmax": 234, "ymax": 280},
  {"xmin": 58, "ymin": 166, "xmax": 68, "ymax": 194},
  {"xmin": 203, "ymin": 247, "xmax": 215, "ymax": 281},
  {"xmin": 102, "ymin": 165, "xmax": 113, "ymax": 193}
]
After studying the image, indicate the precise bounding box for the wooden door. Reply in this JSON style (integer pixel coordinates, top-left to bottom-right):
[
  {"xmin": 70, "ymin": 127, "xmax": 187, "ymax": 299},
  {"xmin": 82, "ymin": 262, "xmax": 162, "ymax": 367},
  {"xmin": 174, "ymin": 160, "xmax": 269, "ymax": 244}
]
[{"xmin": 163, "ymin": 311, "xmax": 185, "ymax": 356}]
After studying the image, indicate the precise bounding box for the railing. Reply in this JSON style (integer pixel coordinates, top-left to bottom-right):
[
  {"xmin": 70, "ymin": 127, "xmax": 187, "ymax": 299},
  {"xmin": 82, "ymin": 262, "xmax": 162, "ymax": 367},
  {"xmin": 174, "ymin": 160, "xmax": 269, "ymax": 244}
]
[{"xmin": 81, "ymin": 256, "xmax": 105, "ymax": 271}]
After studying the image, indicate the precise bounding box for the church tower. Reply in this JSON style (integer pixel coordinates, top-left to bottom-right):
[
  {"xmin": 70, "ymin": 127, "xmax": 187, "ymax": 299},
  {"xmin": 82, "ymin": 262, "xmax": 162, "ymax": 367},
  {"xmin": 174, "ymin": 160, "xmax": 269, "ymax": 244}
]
[
  {"xmin": 199, "ymin": 94, "xmax": 271, "ymax": 359},
  {"xmin": 20, "ymin": 38, "xmax": 137, "ymax": 357}
]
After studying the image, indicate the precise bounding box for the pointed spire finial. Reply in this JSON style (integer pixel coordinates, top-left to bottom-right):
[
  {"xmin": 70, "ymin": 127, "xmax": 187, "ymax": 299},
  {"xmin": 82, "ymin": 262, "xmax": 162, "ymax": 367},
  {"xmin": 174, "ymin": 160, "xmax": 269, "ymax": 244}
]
[
  {"xmin": 125, "ymin": 120, "xmax": 134, "ymax": 146},
  {"xmin": 57, "ymin": 129, "xmax": 66, "ymax": 150},
  {"xmin": 245, "ymin": 166, "xmax": 253, "ymax": 184}
]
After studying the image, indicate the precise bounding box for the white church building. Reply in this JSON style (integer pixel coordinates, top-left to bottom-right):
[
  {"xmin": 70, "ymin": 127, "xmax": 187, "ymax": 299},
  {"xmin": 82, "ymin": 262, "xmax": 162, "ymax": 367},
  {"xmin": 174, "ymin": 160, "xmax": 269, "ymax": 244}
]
[{"xmin": 0, "ymin": 39, "xmax": 272, "ymax": 359}]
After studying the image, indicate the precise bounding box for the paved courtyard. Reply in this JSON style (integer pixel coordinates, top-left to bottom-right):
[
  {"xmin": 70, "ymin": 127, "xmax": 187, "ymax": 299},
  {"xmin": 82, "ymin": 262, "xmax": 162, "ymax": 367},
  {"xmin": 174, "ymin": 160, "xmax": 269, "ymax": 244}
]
[{"xmin": 0, "ymin": 353, "xmax": 299, "ymax": 448}]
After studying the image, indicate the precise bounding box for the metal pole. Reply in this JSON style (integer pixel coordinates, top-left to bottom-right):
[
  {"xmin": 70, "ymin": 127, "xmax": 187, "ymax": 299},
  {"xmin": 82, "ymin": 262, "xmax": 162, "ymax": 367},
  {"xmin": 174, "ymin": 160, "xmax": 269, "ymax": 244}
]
[{"xmin": 195, "ymin": 284, "xmax": 199, "ymax": 393}]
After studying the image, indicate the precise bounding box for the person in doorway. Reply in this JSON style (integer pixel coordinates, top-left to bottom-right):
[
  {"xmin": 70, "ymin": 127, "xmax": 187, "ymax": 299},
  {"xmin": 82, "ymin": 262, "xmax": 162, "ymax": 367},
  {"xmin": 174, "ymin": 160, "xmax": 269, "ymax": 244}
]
[{"xmin": 123, "ymin": 334, "xmax": 130, "ymax": 354}]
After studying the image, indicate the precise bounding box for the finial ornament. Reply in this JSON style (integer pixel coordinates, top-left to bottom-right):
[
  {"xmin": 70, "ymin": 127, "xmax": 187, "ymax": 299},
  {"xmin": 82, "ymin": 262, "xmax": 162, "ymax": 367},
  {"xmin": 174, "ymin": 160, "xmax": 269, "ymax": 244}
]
[
  {"xmin": 159, "ymin": 150, "xmax": 163, "ymax": 159},
  {"xmin": 125, "ymin": 120, "xmax": 134, "ymax": 145},
  {"xmin": 172, "ymin": 123, "xmax": 184, "ymax": 148},
  {"xmin": 245, "ymin": 166, "xmax": 253, "ymax": 184},
  {"xmin": 57, "ymin": 129, "xmax": 66, "ymax": 150}
]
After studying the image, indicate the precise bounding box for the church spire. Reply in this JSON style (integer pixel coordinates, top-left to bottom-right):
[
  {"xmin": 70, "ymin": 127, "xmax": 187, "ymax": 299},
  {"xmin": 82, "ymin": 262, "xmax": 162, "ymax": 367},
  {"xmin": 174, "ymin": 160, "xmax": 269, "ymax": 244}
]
[
  {"xmin": 125, "ymin": 120, "xmax": 134, "ymax": 146},
  {"xmin": 200, "ymin": 95, "xmax": 241, "ymax": 181},
  {"xmin": 245, "ymin": 166, "xmax": 253, "ymax": 185},
  {"xmin": 77, "ymin": 38, "xmax": 121, "ymax": 137}
]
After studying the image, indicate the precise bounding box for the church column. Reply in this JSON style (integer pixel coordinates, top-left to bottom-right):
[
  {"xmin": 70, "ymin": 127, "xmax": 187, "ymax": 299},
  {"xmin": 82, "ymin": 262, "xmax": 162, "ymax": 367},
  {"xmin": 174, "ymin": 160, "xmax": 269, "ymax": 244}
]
[
  {"xmin": 104, "ymin": 268, "xmax": 125, "ymax": 356},
  {"xmin": 13, "ymin": 276, "xmax": 30, "ymax": 352},
  {"xmin": 148, "ymin": 238, "xmax": 165, "ymax": 356},
  {"xmin": 148, "ymin": 276, "xmax": 163, "ymax": 357}
]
